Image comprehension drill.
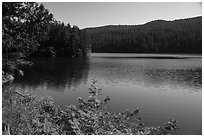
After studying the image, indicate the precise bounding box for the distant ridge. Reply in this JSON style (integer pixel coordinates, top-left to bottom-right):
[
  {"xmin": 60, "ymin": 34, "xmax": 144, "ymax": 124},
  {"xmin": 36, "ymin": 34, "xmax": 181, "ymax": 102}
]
[
  {"xmin": 84, "ymin": 16, "xmax": 201, "ymax": 30},
  {"xmin": 84, "ymin": 16, "xmax": 202, "ymax": 54}
]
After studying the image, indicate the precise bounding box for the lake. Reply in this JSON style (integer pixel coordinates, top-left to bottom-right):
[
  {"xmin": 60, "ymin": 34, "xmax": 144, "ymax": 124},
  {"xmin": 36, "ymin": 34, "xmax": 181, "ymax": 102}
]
[{"xmin": 12, "ymin": 53, "xmax": 202, "ymax": 135}]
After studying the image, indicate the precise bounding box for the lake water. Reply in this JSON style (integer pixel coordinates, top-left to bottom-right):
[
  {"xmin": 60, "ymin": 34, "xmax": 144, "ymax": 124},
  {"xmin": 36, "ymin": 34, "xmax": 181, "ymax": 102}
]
[{"xmin": 13, "ymin": 53, "xmax": 202, "ymax": 135}]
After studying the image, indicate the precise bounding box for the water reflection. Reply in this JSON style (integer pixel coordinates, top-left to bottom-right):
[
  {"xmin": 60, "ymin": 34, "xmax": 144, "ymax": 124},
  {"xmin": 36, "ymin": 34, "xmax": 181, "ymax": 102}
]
[
  {"xmin": 13, "ymin": 56, "xmax": 202, "ymax": 93},
  {"xmin": 13, "ymin": 57, "xmax": 90, "ymax": 92}
]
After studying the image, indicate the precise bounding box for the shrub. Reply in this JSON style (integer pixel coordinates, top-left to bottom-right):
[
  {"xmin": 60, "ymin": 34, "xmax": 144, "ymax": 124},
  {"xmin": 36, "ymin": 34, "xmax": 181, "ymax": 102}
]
[{"xmin": 2, "ymin": 80, "xmax": 178, "ymax": 135}]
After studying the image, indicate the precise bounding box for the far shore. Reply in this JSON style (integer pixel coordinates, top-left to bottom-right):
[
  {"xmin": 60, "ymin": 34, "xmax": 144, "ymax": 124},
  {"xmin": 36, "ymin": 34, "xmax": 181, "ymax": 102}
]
[{"xmin": 91, "ymin": 53, "xmax": 202, "ymax": 59}]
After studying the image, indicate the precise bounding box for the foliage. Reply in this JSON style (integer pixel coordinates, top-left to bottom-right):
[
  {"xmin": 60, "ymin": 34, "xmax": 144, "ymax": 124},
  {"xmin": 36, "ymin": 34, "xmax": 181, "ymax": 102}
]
[
  {"xmin": 2, "ymin": 80, "xmax": 178, "ymax": 135},
  {"xmin": 85, "ymin": 16, "xmax": 202, "ymax": 53},
  {"xmin": 2, "ymin": 2, "xmax": 53, "ymax": 57},
  {"xmin": 2, "ymin": 2, "xmax": 91, "ymax": 84},
  {"xmin": 34, "ymin": 22, "xmax": 91, "ymax": 58},
  {"xmin": 2, "ymin": 86, "xmax": 60, "ymax": 135},
  {"xmin": 2, "ymin": 2, "xmax": 53, "ymax": 82}
]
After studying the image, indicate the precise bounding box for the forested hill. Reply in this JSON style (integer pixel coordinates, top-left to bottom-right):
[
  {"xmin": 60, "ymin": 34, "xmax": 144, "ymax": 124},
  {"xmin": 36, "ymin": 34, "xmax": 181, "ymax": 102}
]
[{"xmin": 84, "ymin": 16, "xmax": 202, "ymax": 53}]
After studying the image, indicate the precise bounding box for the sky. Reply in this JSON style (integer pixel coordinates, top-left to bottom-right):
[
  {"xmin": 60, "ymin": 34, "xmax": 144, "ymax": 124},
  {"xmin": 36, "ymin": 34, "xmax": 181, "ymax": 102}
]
[{"xmin": 42, "ymin": 2, "xmax": 202, "ymax": 29}]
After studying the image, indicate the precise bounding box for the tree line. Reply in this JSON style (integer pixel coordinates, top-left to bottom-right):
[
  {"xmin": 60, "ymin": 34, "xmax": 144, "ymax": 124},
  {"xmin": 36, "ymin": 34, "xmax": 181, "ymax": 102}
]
[
  {"xmin": 2, "ymin": 2, "xmax": 90, "ymax": 57},
  {"xmin": 3, "ymin": 2, "xmax": 91, "ymax": 59},
  {"xmin": 84, "ymin": 16, "xmax": 202, "ymax": 54},
  {"xmin": 2, "ymin": 2, "xmax": 91, "ymax": 79},
  {"xmin": 33, "ymin": 22, "xmax": 91, "ymax": 58}
]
